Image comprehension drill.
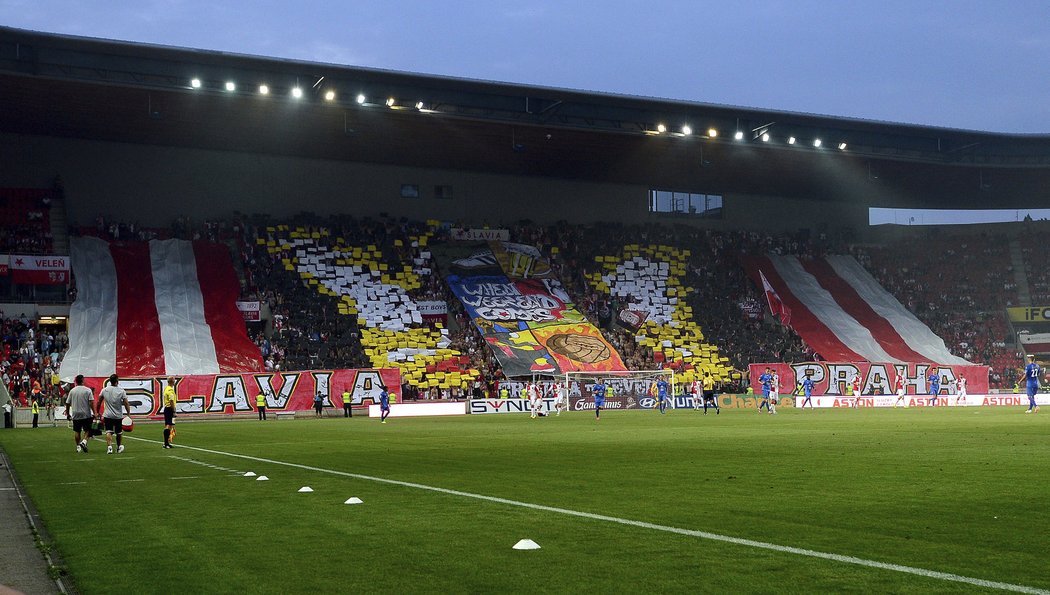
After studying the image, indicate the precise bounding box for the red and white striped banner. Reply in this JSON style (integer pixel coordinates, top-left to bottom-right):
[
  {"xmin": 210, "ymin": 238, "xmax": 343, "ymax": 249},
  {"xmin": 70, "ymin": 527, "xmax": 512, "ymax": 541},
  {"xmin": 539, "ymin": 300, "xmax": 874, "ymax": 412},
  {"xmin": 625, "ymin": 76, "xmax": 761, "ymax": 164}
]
[
  {"xmin": 744, "ymin": 255, "xmax": 969, "ymax": 365},
  {"xmin": 59, "ymin": 237, "xmax": 263, "ymax": 379}
]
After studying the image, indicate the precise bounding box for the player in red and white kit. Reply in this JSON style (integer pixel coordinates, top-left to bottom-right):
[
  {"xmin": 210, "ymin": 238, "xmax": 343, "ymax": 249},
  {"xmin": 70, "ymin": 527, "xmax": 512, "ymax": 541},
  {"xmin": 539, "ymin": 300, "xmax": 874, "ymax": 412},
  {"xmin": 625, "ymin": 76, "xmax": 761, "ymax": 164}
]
[
  {"xmin": 528, "ymin": 382, "xmax": 543, "ymax": 418},
  {"xmin": 893, "ymin": 375, "xmax": 907, "ymax": 408},
  {"xmin": 691, "ymin": 379, "xmax": 704, "ymax": 411},
  {"xmin": 850, "ymin": 374, "xmax": 862, "ymax": 408},
  {"xmin": 955, "ymin": 375, "xmax": 967, "ymax": 406},
  {"xmin": 551, "ymin": 381, "xmax": 567, "ymax": 416},
  {"xmin": 769, "ymin": 372, "xmax": 780, "ymax": 415}
]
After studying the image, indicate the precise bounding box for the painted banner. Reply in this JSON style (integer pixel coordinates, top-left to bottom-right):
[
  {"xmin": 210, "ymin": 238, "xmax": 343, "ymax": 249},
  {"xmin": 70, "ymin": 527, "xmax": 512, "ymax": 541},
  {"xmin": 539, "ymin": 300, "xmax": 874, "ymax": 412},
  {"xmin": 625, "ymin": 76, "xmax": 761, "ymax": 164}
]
[
  {"xmin": 236, "ymin": 301, "xmax": 261, "ymax": 322},
  {"xmin": 448, "ymin": 243, "xmax": 625, "ymax": 376},
  {"xmin": 0, "ymin": 254, "xmax": 7, "ymax": 275},
  {"xmin": 1019, "ymin": 332, "xmax": 1050, "ymax": 353},
  {"xmin": 748, "ymin": 362, "xmax": 990, "ymax": 396},
  {"xmin": 450, "ymin": 228, "xmax": 510, "ymax": 242},
  {"xmin": 10, "ymin": 254, "xmax": 69, "ymax": 284},
  {"xmin": 82, "ymin": 368, "xmax": 400, "ymax": 417}
]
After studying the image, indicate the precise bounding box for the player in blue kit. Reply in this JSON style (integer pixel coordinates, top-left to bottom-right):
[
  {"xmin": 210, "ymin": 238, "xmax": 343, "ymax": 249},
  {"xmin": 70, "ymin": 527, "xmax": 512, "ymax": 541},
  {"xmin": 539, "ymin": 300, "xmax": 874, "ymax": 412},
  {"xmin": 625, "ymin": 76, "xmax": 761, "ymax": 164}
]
[
  {"xmin": 926, "ymin": 367, "xmax": 941, "ymax": 406},
  {"xmin": 592, "ymin": 380, "xmax": 606, "ymax": 420},
  {"xmin": 757, "ymin": 368, "xmax": 772, "ymax": 413},
  {"xmin": 379, "ymin": 385, "xmax": 391, "ymax": 423},
  {"xmin": 654, "ymin": 378, "xmax": 670, "ymax": 414},
  {"xmin": 799, "ymin": 374, "xmax": 815, "ymax": 410},
  {"xmin": 1020, "ymin": 354, "xmax": 1041, "ymax": 413}
]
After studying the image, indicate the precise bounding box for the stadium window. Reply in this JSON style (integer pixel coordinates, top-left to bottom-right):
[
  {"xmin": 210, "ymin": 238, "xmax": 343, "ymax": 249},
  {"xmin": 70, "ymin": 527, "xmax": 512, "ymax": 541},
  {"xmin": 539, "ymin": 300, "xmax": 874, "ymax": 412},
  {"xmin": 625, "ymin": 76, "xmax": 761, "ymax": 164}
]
[
  {"xmin": 400, "ymin": 184, "xmax": 420, "ymax": 198},
  {"xmin": 649, "ymin": 189, "xmax": 723, "ymax": 218},
  {"xmin": 434, "ymin": 185, "xmax": 454, "ymax": 200}
]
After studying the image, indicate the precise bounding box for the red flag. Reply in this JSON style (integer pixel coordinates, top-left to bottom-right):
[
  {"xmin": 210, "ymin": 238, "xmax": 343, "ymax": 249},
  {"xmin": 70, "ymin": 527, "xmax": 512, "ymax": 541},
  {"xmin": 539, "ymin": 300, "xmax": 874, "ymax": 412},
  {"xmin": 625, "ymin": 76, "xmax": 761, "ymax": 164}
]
[{"xmin": 759, "ymin": 270, "xmax": 792, "ymax": 327}]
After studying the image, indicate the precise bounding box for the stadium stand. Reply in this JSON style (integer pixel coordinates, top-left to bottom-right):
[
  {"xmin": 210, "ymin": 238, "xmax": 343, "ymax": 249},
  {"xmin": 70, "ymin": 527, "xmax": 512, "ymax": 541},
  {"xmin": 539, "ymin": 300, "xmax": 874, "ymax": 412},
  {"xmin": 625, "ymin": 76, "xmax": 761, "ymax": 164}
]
[
  {"xmin": 858, "ymin": 232, "xmax": 1016, "ymax": 387},
  {"xmin": 0, "ymin": 187, "xmax": 54, "ymax": 254}
]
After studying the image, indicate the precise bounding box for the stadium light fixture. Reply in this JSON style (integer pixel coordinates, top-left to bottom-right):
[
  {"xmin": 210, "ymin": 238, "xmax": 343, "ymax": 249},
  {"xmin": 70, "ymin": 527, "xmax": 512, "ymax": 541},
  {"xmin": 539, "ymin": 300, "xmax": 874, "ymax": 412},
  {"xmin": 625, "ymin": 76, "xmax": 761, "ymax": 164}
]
[
  {"xmin": 386, "ymin": 97, "xmax": 396, "ymax": 107},
  {"xmin": 656, "ymin": 123, "xmax": 667, "ymax": 134},
  {"xmin": 190, "ymin": 78, "xmax": 202, "ymax": 89},
  {"xmin": 356, "ymin": 93, "xmax": 366, "ymax": 104},
  {"xmin": 787, "ymin": 136, "xmax": 796, "ymax": 145},
  {"xmin": 761, "ymin": 132, "xmax": 770, "ymax": 142},
  {"xmin": 225, "ymin": 81, "xmax": 236, "ymax": 92},
  {"xmin": 681, "ymin": 125, "xmax": 692, "ymax": 135},
  {"xmin": 258, "ymin": 84, "xmax": 269, "ymax": 95},
  {"xmin": 838, "ymin": 142, "xmax": 848, "ymax": 150},
  {"xmin": 734, "ymin": 131, "xmax": 744, "ymax": 141},
  {"xmin": 813, "ymin": 138, "xmax": 822, "ymax": 148},
  {"xmin": 707, "ymin": 128, "xmax": 718, "ymax": 138},
  {"xmin": 291, "ymin": 87, "xmax": 303, "ymax": 99},
  {"xmin": 415, "ymin": 100, "xmax": 425, "ymax": 110},
  {"xmin": 324, "ymin": 90, "xmax": 336, "ymax": 101}
]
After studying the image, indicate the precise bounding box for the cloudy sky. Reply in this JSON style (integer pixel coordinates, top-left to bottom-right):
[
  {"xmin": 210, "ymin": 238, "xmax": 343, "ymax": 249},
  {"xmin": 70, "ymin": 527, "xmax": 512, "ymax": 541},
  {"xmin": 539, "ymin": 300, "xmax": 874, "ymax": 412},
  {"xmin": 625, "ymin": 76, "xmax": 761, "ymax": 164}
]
[{"xmin": 3, "ymin": 0, "xmax": 1048, "ymax": 133}]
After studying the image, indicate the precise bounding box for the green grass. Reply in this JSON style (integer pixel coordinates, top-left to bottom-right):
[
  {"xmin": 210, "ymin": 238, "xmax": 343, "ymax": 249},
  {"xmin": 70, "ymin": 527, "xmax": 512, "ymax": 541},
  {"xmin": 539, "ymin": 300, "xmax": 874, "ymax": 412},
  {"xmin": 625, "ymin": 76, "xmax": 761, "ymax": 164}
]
[{"xmin": 2, "ymin": 407, "xmax": 1048, "ymax": 594}]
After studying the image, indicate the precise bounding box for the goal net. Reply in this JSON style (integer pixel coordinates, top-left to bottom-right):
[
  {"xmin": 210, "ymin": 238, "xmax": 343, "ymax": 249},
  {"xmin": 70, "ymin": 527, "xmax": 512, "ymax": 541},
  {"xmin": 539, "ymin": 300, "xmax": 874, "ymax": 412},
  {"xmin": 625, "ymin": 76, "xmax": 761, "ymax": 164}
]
[{"xmin": 562, "ymin": 369, "xmax": 676, "ymax": 413}]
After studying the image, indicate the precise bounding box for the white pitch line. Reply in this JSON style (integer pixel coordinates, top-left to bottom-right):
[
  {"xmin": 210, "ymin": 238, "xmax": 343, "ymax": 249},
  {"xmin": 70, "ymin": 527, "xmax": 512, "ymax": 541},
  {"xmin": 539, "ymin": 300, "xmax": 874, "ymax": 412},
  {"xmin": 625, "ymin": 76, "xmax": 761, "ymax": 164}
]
[
  {"xmin": 170, "ymin": 476, "xmax": 200, "ymax": 480},
  {"xmin": 124, "ymin": 436, "xmax": 1047, "ymax": 594},
  {"xmin": 115, "ymin": 478, "xmax": 145, "ymax": 483}
]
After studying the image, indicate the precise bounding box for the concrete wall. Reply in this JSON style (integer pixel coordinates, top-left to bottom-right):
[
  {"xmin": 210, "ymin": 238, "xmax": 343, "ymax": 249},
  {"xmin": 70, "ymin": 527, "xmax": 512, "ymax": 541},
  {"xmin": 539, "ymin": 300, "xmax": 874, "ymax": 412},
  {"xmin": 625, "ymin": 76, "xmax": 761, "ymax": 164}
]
[{"xmin": 0, "ymin": 132, "xmax": 869, "ymax": 231}]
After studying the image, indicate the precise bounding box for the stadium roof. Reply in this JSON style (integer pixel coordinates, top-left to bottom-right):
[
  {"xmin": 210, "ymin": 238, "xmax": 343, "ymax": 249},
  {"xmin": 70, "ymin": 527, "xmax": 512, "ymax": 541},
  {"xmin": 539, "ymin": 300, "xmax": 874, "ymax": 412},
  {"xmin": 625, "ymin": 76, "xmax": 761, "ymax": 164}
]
[{"xmin": 3, "ymin": 26, "xmax": 1050, "ymax": 207}]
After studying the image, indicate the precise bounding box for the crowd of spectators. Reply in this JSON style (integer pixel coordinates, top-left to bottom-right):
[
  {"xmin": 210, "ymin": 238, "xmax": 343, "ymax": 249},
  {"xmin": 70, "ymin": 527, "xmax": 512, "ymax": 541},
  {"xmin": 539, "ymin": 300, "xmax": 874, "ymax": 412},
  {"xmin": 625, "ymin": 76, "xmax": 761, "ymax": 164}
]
[
  {"xmin": 4, "ymin": 197, "xmax": 1032, "ymax": 398},
  {"xmin": 857, "ymin": 230, "xmax": 1016, "ymax": 387},
  {"xmin": 1, "ymin": 313, "xmax": 68, "ymax": 409},
  {"xmin": 0, "ymin": 188, "xmax": 54, "ymax": 254}
]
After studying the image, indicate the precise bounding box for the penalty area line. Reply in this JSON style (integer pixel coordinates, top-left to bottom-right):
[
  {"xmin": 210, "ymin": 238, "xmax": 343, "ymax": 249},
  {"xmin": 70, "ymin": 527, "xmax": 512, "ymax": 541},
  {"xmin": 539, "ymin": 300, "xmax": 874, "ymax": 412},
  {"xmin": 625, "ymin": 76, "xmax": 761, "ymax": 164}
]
[{"xmin": 122, "ymin": 436, "xmax": 1047, "ymax": 594}]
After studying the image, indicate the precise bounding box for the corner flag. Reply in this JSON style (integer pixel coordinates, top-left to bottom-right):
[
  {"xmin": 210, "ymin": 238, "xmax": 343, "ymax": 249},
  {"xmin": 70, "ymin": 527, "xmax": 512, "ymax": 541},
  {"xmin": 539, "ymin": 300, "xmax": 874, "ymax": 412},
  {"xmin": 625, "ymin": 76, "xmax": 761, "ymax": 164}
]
[{"xmin": 759, "ymin": 270, "xmax": 792, "ymax": 327}]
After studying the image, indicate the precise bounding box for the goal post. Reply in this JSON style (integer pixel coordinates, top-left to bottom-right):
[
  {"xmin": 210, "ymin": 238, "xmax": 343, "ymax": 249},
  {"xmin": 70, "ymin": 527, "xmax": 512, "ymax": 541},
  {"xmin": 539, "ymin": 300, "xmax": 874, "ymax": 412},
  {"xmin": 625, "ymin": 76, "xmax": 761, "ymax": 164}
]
[{"xmin": 562, "ymin": 369, "xmax": 676, "ymax": 413}]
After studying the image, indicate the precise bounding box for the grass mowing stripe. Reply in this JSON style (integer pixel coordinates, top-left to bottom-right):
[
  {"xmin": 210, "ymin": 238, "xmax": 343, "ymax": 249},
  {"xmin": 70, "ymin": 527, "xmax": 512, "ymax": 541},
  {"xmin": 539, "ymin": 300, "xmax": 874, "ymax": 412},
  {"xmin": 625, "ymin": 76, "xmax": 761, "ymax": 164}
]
[{"xmin": 125, "ymin": 435, "xmax": 1048, "ymax": 595}]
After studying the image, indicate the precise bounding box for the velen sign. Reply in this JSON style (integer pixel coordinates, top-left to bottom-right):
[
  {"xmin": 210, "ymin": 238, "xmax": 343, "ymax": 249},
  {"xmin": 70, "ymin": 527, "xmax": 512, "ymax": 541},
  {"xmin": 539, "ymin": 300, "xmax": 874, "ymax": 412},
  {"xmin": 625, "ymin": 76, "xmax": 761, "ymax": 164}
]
[
  {"xmin": 83, "ymin": 368, "xmax": 400, "ymax": 417},
  {"xmin": 10, "ymin": 254, "xmax": 69, "ymax": 284}
]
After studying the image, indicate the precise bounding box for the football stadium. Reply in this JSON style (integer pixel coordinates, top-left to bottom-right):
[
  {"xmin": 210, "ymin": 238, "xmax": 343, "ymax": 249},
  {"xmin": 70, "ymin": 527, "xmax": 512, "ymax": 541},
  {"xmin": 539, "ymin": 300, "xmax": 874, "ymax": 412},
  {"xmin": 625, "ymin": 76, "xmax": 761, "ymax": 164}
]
[{"xmin": 1, "ymin": 20, "xmax": 1049, "ymax": 595}]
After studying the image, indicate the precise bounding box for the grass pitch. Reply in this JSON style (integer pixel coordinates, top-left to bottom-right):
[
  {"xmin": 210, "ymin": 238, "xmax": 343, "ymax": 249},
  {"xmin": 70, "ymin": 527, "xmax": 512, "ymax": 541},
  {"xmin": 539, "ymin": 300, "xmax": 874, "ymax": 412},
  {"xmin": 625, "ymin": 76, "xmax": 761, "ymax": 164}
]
[{"xmin": 1, "ymin": 407, "xmax": 1048, "ymax": 594}]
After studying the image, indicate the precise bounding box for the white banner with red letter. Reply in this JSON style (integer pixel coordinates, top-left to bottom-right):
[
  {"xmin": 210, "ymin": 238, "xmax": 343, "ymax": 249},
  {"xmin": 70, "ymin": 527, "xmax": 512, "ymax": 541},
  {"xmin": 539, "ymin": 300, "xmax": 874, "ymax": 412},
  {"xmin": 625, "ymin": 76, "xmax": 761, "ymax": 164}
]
[
  {"xmin": 82, "ymin": 368, "xmax": 401, "ymax": 417},
  {"xmin": 9, "ymin": 254, "xmax": 69, "ymax": 284},
  {"xmin": 236, "ymin": 301, "xmax": 261, "ymax": 322},
  {"xmin": 749, "ymin": 361, "xmax": 990, "ymax": 396},
  {"xmin": 450, "ymin": 228, "xmax": 510, "ymax": 242}
]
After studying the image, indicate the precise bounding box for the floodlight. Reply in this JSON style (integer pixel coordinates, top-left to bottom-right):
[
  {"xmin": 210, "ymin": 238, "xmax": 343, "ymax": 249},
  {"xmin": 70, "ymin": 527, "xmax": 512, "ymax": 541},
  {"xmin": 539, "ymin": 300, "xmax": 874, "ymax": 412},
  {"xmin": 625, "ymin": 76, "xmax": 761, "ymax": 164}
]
[
  {"xmin": 356, "ymin": 94, "xmax": 366, "ymax": 104},
  {"xmin": 656, "ymin": 123, "xmax": 667, "ymax": 133},
  {"xmin": 386, "ymin": 97, "xmax": 396, "ymax": 107},
  {"xmin": 291, "ymin": 87, "xmax": 303, "ymax": 99},
  {"xmin": 734, "ymin": 131, "xmax": 744, "ymax": 140},
  {"xmin": 813, "ymin": 138, "xmax": 822, "ymax": 148},
  {"xmin": 761, "ymin": 132, "xmax": 770, "ymax": 142},
  {"xmin": 225, "ymin": 81, "xmax": 236, "ymax": 92},
  {"xmin": 415, "ymin": 101, "xmax": 424, "ymax": 110},
  {"xmin": 707, "ymin": 128, "xmax": 718, "ymax": 138},
  {"xmin": 258, "ymin": 84, "xmax": 269, "ymax": 95},
  {"xmin": 838, "ymin": 142, "xmax": 848, "ymax": 150},
  {"xmin": 324, "ymin": 90, "xmax": 336, "ymax": 101},
  {"xmin": 190, "ymin": 78, "xmax": 201, "ymax": 89},
  {"xmin": 681, "ymin": 125, "xmax": 692, "ymax": 135}
]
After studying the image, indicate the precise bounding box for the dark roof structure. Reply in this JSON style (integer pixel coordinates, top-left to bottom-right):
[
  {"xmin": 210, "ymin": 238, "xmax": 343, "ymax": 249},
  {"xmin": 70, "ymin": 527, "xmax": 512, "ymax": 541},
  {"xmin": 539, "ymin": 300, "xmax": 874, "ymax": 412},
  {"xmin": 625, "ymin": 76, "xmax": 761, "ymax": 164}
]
[{"xmin": 3, "ymin": 26, "xmax": 1049, "ymax": 207}]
